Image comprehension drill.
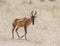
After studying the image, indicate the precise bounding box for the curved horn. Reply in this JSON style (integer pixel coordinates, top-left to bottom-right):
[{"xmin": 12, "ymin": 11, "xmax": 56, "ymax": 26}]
[
  {"xmin": 31, "ymin": 11, "xmax": 34, "ymax": 15},
  {"xmin": 34, "ymin": 11, "xmax": 37, "ymax": 16}
]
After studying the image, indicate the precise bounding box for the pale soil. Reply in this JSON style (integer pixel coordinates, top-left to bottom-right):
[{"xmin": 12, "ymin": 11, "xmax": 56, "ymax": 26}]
[{"xmin": 0, "ymin": 0, "xmax": 60, "ymax": 46}]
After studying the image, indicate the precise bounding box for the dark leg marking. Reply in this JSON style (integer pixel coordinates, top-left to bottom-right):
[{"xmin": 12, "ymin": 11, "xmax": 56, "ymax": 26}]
[
  {"xmin": 20, "ymin": 34, "xmax": 25, "ymax": 38},
  {"xmin": 15, "ymin": 27, "xmax": 20, "ymax": 39},
  {"xmin": 12, "ymin": 26, "xmax": 15, "ymax": 39},
  {"xmin": 21, "ymin": 26, "xmax": 27, "ymax": 40},
  {"xmin": 24, "ymin": 26, "xmax": 27, "ymax": 40}
]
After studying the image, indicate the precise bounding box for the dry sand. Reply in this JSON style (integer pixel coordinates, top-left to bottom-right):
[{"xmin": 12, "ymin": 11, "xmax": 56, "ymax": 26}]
[{"xmin": 0, "ymin": 0, "xmax": 60, "ymax": 46}]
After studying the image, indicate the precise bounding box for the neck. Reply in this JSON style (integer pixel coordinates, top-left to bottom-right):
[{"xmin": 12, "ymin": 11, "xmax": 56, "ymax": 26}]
[
  {"xmin": 28, "ymin": 17, "xmax": 32, "ymax": 24},
  {"xmin": 25, "ymin": 17, "xmax": 32, "ymax": 27}
]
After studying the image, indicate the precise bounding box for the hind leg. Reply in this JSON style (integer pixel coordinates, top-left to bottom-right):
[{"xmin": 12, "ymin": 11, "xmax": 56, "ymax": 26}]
[
  {"xmin": 15, "ymin": 27, "xmax": 20, "ymax": 39},
  {"xmin": 24, "ymin": 26, "xmax": 27, "ymax": 40},
  {"xmin": 12, "ymin": 26, "xmax": 15, "ymax": 39}
]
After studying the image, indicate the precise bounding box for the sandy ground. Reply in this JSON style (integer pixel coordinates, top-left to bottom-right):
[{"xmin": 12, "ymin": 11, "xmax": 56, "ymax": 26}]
[{"xmin": 0, "ymin": 0, "xmax": 60, "ymax": 46}]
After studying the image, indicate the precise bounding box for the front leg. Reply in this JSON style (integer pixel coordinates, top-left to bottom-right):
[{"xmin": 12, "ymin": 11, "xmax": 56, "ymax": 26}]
[{"xmin": 21, "ymin": 26, "xmax": 27, "ymax": 40}]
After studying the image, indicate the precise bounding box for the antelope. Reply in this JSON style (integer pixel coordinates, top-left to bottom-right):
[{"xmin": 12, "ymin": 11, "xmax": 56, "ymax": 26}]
[{"xmin": 12, "ymin": 11, "xmax": 37, "ymax": 40}]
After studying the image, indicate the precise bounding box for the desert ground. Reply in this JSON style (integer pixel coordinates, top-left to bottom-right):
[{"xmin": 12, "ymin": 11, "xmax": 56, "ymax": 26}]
[{"xmin": 0, "ymin": 0, "xmax": 60, "ymax": 46}]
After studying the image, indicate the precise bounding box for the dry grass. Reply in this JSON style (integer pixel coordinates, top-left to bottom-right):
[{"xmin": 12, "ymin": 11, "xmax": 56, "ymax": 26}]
[{"xmin": 0, "ymin": 0, "xmax": 59, "ymax": 46}]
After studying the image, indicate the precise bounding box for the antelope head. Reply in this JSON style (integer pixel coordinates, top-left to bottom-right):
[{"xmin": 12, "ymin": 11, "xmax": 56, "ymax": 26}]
[{"xmin": 31, "ymin": 11, "xmax": 37, "ymax": 25}]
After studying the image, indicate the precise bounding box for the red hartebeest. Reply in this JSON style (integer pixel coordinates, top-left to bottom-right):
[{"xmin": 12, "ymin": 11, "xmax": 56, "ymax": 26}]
[{"xmin": 12, "ymin": 11, "xmax": 37, "ymax": 40}]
